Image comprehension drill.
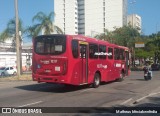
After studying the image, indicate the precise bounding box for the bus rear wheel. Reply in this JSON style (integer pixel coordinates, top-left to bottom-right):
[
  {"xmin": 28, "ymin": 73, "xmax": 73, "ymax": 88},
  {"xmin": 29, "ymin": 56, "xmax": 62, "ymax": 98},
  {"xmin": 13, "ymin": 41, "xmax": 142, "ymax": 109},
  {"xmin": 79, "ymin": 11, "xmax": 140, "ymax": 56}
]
[
  {"xmin": 92, "ymin": 73, "xmax": 100, "ymax": 88},
  {"xmin": 117, "ymin": 72, "xmax": 125, "ymax": 82}
]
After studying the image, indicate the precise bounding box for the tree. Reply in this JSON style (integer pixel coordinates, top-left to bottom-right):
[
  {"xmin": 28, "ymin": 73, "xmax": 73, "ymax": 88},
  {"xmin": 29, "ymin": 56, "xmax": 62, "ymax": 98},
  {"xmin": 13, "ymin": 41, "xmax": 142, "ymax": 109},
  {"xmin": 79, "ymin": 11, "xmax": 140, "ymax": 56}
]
[
  {"xmin": 94, "ymin": 29, "xmax": 114, "ymax": 43},
  {"xmin": 94, "ymin": 26, "xmax": 140, "ymax": 48},
  {"xmin": 0, "ymin": 29, "xmax": 9, "ymax": 41},
  {"xmin": 28, "ymin": 11, "xmax": 63, "ymax": 36},
  {"xmin": 0, "ymin": 18, "xmax": 24, "ymax": 51},
  {"xmin": 112, "ymin": 25, "xmax": 140, "ymax": 48},
  {"xmin": 24, "ymin": 25, "xmax": 40, "ymax": 38}
]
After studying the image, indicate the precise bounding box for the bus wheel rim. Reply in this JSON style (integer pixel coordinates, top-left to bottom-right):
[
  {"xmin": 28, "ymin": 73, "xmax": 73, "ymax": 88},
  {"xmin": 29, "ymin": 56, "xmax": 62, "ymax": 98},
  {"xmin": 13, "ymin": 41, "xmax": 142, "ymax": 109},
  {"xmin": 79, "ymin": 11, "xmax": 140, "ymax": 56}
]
[{"xmin": 95, "ymin": 76, "xmax": 100, "ymax": 85}]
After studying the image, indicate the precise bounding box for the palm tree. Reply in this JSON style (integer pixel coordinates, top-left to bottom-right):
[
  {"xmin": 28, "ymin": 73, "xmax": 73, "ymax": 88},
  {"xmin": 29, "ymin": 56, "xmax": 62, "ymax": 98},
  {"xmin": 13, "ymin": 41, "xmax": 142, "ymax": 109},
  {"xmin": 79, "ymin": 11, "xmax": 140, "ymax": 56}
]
[
  {"xmin": 0, "ymin": 29, "xmax": 9, "ymax": 41},
  {"xmin": 30, "ymin": 11, "xmax": 63, "ymax": 36},
  {"xmin": 24, "ymin": 25, "xmax": 40, "ymax": 38},
  {"xmin": 0, "ymin": 18, "xmax": 24, "ymax": 50}
]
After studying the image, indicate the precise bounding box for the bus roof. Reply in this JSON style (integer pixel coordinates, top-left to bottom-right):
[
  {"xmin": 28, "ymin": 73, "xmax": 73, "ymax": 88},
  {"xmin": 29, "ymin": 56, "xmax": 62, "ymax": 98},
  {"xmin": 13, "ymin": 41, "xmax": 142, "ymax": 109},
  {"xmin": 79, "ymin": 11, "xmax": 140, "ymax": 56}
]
[
  {"xmin": 67, "ymin": 34, "xmax": 129, "ymax": 50},
  {"xmin": 34, "ymin": 34, "xmax": 129, "ymax": 51}
]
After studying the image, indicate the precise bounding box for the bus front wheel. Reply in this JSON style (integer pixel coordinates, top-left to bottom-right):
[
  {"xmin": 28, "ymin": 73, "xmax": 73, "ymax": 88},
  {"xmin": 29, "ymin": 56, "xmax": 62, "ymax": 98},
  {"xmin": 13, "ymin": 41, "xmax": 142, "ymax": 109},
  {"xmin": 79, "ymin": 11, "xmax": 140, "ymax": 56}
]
[{"xmin": 92, "ymin": 73, "xmax": 100, "ymax": 88}]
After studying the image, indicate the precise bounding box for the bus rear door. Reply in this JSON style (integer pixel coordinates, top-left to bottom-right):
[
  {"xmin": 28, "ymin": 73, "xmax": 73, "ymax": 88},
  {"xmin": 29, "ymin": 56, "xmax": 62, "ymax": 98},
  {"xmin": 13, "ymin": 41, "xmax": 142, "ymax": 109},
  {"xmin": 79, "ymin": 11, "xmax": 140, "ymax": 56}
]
[{"xmin": 79, "ymin": 42, "xmax": 88, "ymax": 84}]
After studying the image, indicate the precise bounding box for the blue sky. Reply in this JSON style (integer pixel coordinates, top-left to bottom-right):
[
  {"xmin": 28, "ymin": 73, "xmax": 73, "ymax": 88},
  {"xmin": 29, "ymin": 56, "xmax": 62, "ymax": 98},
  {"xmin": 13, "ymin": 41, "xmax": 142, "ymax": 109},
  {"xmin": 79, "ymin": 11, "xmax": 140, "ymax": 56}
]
[
  {"xmin": 128, "ymin": 0, "xmax": 160, "ymax": 35},
  {"xmin": 0, "ymin": 0, "xmax": 160, "ymax": 43},
  {"xmin": 0, "ymin": 0, "xmax": 54, "ymax": 43}
]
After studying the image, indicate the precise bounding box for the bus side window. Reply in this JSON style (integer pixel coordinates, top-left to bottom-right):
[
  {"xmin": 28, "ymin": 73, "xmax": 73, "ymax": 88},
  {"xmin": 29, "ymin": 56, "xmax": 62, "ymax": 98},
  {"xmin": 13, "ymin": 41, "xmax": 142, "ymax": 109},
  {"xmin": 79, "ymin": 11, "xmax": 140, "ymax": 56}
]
[
  {"xmin": 114, "ymin": 48, "xmax": 120, "ymax": 60},
  {"xmin": 89, "ymin": 44, "xmax": 98, "ymax": 59},
  {"xmin": 108, "ymin": 47, "xmax": 113, "ymax": 59},
  {"xmin": 99, "ymin": 45, "xmax": 106, "ymax": 59},
  {"xmin": 72, "ymin": 40, "xmax": 79, "ymax": 58},
  {"xmin": 120, "ymin": 49, "xmax": 125, "ymax": 60}
]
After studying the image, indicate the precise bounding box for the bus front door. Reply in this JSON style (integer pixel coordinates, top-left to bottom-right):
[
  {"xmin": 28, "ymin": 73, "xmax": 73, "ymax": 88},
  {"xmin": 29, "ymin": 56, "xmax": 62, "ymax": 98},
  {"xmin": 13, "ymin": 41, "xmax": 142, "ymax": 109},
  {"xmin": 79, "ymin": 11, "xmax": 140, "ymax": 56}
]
[{"xmin": 80, "ymin": 44, "xmax": 88, "ymax": 84}]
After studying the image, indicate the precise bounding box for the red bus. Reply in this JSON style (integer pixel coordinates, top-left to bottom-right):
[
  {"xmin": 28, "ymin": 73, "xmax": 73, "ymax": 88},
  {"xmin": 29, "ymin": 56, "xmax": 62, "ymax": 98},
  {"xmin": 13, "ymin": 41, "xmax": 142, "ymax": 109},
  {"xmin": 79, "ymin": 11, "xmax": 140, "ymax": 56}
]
[{"xmin": 32, "ymin": 34, "xmax": 130, "ymax": 88}]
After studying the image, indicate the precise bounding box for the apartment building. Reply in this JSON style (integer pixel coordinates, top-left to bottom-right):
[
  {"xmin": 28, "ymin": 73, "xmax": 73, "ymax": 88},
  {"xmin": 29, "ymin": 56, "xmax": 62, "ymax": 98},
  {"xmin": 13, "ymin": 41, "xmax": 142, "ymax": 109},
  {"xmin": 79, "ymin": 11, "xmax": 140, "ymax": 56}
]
[
  {"xmin": 54, "ymin": 0, "xmax": 127, "ymax": 36},
  {"xmin": 127, "ymin": 14, "xmax": 142, "ymax": 33},
  {"xmin": 54, "ymin": 0, "xmax": 78, "ymax": 34}
]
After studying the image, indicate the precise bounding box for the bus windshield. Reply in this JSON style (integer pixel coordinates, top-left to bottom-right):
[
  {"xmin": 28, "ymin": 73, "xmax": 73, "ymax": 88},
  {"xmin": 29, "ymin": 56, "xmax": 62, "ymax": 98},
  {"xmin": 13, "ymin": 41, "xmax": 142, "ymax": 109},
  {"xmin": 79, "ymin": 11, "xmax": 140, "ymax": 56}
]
[{"xmin": 34, "ymin": 35, "xmax": 66, "ymax": 55}]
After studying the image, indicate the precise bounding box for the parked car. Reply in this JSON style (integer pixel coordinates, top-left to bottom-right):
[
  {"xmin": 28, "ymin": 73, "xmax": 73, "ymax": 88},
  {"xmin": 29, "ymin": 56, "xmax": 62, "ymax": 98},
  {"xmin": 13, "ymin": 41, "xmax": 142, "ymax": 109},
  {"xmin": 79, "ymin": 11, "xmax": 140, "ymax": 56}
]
[
  {"xmin": 151, "ymin": 64, "xmax": 160, "ymax": 71},
  {"xmin": 0, "ymin": 66, "xmax": 17, "ymax": 77}
]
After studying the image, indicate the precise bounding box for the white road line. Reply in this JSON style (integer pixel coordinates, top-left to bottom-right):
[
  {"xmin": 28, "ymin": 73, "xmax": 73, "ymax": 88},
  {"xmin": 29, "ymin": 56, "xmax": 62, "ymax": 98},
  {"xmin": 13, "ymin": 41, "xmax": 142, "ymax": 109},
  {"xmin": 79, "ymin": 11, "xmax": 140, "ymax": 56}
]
[
  {"xmin": 149, "ymin": 92, "xmax": 160, "ymax": 96},
  {"xmin": 18, "ymin": 101, "xmax": 43, "ymax": 107},
  {"xmin": 121, "ymin": 98, "xmax": 133, "ymax": 105},
  {"xmin": 135, "ymin": 91, "xmax": 160, "ymax": 103},
  {"xmin": 135, "ymin": 96, "xmax": 148, "ymax": 103}
]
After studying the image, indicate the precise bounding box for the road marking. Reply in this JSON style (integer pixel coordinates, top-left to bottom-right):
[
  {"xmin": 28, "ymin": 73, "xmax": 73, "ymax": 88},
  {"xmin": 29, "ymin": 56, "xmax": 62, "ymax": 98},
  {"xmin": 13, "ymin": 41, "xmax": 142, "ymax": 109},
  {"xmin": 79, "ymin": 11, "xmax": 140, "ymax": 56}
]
[
  {"xmin": 134, "ymin": 91, "xmax": 160, "ymax": 104},
  {"xmin": 149, "ymin": 92, "xmax": 160, "ymax": 96},
  {"xmin": 121, "ymin": 98, "xmax": 133, "ymax": 105},
  {"xmin": 18, "ymin": 101, "xmax": 43, "ymax": 107}
]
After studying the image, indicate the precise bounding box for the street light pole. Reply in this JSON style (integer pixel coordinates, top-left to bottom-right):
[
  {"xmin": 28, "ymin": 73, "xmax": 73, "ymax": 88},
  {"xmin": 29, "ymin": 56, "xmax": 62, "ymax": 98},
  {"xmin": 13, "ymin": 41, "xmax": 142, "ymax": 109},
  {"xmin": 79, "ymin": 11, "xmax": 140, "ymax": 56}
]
[{"xmin": 15, "ymin": 0, "xmax": 21, "ymax": 77}]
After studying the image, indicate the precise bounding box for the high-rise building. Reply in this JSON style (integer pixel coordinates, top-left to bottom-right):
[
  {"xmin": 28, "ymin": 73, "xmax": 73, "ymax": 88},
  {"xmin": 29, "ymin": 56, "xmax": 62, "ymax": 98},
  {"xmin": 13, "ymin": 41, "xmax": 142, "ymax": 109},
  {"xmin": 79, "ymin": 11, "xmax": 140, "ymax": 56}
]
[
  {"xmin": 127, "ymin": 14, "xmax": 142, "ymax": 33},
  {"xmin": 54, "ymin": 0, "xmax": 127, "ymax": 36},
  {"xmin": 54, "ymin": 0, "xmax": 78, "ymax": 34}
]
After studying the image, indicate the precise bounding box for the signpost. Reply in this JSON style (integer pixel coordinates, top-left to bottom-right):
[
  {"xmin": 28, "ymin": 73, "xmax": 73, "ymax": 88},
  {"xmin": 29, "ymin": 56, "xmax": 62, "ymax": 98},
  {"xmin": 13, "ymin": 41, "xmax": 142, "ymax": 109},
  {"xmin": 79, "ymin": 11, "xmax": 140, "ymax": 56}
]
[{"xmin": 135, "ymin": 42, "xmax": 145, "ymax": 48}]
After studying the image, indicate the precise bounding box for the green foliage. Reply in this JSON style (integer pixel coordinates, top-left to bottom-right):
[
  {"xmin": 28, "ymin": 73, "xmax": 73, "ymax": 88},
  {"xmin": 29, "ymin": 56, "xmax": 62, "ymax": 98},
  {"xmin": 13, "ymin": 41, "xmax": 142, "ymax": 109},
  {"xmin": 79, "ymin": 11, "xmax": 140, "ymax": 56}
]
[
  {"xmin": 94, "ymin": 25, "xmax": 140, "ymax": 48},
  {"xmin": 0, "ymin": 29, "xmax": 9, "ymax": 41},
  {"xmin": 0, "ymin": 12, "xmax": 64, "ymax": 44},
  {"xmin": 94, "ymin": 26, "xmax": 160, "ymax": 62},
  {"xmin": 0, "ymin": 19, "xmax": 23, "ymax": 41},
  {"xmin": 25, "ymin": 11, "xmax": 63, "ymax": 38},
  {"xmin": 135, "ymin": 49, "xmax": 154, "ymax": 59},
  {"xmin": 0, "ymin": 18, "xmax": 24, "ymax": 52},
  {"xmin": 112, "ymin": 26, "xmax": 140, "ymax": 48},
  {"xmin": 94, "ymin": 29, "xmax": 114, "ymax": 43}
]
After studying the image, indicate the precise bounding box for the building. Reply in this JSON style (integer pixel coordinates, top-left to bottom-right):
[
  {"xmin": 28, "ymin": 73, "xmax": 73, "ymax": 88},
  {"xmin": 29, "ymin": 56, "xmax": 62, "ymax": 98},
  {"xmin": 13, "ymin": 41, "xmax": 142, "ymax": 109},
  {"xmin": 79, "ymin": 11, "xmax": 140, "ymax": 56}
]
[
  {"xmin": 0, "ymin": 41, "xmax": 32, "ymax": 71},
  {"xmin": 54, "ymin": 0, "xmax": 78, "ymax": 35},
  {"xmin": 54, "ymin": 0, "xmax": 128, "ymax": 36},
  {"xmin": 127, "ymin": 14, "xmax": 142, "ymax": 33}
]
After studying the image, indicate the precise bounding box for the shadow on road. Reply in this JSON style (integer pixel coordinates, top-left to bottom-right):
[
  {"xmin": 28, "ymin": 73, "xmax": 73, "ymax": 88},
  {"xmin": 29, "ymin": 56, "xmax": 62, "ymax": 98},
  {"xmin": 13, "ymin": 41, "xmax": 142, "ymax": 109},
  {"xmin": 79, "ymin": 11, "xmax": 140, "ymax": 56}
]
[
  {"xmin": 15, "ymin": 83, "xmax": 91, "ymax": 93},
  {"xmin": 130, "ymin": 78, "xmax": 146, "ymax": 81},
  {"xmin": 135, "ymin": 79, "xmax": 146, "ymax": 81},
  {"xmin": 15, "ymin": 80, "xmax": 119, "ymax": 93}
]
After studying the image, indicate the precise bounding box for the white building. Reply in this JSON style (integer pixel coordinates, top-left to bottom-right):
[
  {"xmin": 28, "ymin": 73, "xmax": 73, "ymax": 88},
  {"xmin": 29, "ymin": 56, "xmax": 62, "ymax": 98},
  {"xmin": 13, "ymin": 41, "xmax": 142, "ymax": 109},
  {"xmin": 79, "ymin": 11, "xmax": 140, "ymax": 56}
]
[
  {"xmin": 54, "ymin": 0, "xmax": 127, "ymax": 36},
  {"xmin": 127, "ymin": 14, "xmax": 142, "ymax": 33},
  {"xmin": 105, "ymin": 0, "xmax": 128, "ymax": 31},
  {"xmin": 0, "ymin": 41, "xmax": 32, "ymax": 71},
  {"xmin": 54, "ymin": 0, "xmax": 78, "ymax": 35}
]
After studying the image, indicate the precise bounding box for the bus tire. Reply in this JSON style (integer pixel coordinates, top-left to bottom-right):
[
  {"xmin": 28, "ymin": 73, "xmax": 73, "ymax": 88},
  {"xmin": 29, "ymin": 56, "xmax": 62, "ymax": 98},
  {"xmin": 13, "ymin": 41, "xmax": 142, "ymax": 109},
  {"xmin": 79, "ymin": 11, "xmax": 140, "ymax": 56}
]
[
  {"xmin": 117, "ymin": 72, "xmax": 125, "ymax": 82},
  {"xmin": 92, "ymin": 73, "xmax": 100, "ymax": 88}
]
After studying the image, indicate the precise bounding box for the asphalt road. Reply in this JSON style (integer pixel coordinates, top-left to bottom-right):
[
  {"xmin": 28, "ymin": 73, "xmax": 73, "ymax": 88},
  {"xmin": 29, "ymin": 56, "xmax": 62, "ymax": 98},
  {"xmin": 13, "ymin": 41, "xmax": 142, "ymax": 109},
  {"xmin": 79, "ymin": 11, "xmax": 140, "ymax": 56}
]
[{"xmin": 0, "ymin": 71, "xmax": 160, "ymax": 114}]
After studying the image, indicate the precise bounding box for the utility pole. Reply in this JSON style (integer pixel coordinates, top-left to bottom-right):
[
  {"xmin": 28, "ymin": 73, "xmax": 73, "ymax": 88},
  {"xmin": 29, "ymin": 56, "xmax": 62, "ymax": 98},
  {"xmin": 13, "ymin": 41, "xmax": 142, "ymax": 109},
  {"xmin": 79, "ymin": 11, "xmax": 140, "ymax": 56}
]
[
  {"xmin": 130, "ymin": 0, "xmax": 136, "ymax": 67},
  {"xmin": 15, "ymin": 0, "xmax": 21, "ymax": 78}
]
